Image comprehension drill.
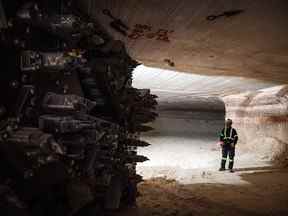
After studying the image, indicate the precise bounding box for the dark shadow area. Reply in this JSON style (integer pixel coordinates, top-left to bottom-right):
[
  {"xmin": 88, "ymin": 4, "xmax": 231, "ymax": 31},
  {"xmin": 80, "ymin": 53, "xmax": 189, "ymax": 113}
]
[{"xmin": 146, "ymin": 97, "xmax": 226, "ymax": 137}]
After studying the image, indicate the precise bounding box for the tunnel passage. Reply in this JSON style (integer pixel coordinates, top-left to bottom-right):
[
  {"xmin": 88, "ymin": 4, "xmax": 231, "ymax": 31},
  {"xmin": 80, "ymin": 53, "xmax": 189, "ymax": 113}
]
[
  {"xmin": 136, "ymin": 96, "xmax": 226, "ymax": 181},
  {"xmin": 133, "ymin": 66, "xmax": 288, "ymax": 183},
  {"xmin": 145, "ymin": 96, "xmax": 225, "ymax": 137}
]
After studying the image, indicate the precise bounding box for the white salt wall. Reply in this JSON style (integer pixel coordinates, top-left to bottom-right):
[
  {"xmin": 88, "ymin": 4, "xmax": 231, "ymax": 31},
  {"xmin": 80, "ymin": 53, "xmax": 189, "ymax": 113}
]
[{"xmin": 223, "ymin": 85, "xmax": 288, "ymax": 161}]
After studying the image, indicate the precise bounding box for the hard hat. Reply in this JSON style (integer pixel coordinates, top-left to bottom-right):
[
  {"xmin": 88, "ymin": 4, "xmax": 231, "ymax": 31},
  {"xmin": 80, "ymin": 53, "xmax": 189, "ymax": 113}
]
[{"xmin": 225, "ymin": 119, "xmax": 233, "ymax": 125}]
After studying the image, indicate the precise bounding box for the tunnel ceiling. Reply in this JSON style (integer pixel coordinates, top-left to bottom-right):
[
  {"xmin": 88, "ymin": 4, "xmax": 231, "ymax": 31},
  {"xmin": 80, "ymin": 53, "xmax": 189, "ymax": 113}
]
[
  {"xmin": 81, "ymin": 0, "xmax": 288, "ymax": 84},
  {"xmin": 132, "ymin": 65, "xmax": 276, "ymax": 98}
]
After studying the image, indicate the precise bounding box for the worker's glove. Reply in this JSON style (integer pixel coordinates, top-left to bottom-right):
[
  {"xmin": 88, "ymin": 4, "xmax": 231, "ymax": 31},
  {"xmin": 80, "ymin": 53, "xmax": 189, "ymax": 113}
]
[
  {"xmin": 218, "ymin": 141, "xmax": 224, "ymax": 147},
  {"xmin": 230, "ymin": 143, "xmax": 235, "ymax": 148}
]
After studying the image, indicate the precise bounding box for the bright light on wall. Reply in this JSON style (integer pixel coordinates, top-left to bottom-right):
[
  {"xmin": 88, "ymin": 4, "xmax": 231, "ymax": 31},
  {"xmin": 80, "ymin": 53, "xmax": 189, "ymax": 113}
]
[{"xmin": 132, "ymin": 65, "xmax": 276, "ymax": 97}]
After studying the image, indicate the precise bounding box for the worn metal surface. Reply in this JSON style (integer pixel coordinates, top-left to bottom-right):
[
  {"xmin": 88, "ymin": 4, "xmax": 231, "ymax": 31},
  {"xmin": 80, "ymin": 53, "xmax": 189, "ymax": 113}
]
[{"xmin": 0, "ymin": 0, "xmax": 157, "ymax": 215}]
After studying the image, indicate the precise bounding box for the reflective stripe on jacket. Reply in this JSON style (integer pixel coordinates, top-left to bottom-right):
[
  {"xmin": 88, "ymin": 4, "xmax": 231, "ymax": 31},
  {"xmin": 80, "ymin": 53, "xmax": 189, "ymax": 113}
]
[{"xmin": 219, "ymin": 127, "xmax": 238, "ymax": 145}]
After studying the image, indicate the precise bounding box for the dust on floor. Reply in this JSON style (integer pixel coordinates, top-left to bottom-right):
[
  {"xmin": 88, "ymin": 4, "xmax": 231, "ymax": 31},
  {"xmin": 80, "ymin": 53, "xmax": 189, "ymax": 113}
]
[{"xmin": 115, "ymin": 168, "xmax": 288, "ymax": 216}]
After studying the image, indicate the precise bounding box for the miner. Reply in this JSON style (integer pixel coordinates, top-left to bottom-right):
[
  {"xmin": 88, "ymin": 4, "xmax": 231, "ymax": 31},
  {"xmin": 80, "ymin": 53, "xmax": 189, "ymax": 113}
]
[{"xmin": 218, "ymin": 119, "xmax": 238, "ymax": 172}]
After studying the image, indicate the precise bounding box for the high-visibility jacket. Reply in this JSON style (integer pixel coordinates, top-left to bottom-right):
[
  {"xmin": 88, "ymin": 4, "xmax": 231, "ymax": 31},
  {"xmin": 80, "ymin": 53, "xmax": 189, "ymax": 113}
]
[{"xmin": 219, "ymin": 127, "xmax": 238, "ymax": 145}]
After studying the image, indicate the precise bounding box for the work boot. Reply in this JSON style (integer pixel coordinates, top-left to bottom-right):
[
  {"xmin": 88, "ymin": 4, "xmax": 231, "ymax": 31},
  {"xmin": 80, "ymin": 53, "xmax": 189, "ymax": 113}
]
[
  {"xmin": 228, "ymin": 161, "xmax": 234, "ymax": 170},
  {"xmin": 219, "ymin": 167, "xmax": 225, "ymax": 171},
  {"xmin": 221, "ymin": 159, "xmax": 226, "ymax": 170},
  {"xmin": 229, "ymin": 169, "xmax": 234, "ymax": 173}
]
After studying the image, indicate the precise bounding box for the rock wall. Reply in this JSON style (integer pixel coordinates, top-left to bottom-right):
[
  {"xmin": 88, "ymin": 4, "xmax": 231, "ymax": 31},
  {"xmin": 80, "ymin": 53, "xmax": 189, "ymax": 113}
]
[
  {"xmin": 81, "ymin": 0, "xmax": 288, "ymax": 83},
  {"xmin": 223, "ymin": 85, "xmax": 288, "ymax": 163}
]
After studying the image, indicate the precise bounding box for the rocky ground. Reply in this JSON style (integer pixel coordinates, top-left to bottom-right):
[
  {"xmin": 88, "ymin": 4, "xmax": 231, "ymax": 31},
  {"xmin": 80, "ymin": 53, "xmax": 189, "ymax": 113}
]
[{"xmin": 114, "ymin": 167, "xmax": 288, "ymax": 216}]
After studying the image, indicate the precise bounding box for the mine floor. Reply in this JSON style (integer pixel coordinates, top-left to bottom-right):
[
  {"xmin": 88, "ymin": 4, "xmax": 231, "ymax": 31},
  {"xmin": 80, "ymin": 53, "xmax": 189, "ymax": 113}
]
[
  {"xmin": 137, "ymin": 135, "xmax": 271, "ymax": 184},
  {"xmin": 111, "ymin": 135, "xmax": 288, "ymax": 216},
  {"xmin": 116, "ymin": 168, "xmax": 288, "ymax": 216}
]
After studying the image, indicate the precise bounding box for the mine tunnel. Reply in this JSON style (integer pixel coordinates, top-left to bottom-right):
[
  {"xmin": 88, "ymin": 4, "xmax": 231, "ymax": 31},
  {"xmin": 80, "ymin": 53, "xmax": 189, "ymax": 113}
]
[
  {"xmin": 0, "ymin": 0, "xmax": 288, "ymax": 215},
  {"xmin": 133, "ymin": 66, "xmax": 288, "ymax": 183}
]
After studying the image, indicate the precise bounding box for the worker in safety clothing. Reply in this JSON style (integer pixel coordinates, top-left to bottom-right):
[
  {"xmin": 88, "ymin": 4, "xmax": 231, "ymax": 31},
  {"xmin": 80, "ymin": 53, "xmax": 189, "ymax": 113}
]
[{"xmin": 219, "ymin": 119, "xmax": 238, "ymax": 172}]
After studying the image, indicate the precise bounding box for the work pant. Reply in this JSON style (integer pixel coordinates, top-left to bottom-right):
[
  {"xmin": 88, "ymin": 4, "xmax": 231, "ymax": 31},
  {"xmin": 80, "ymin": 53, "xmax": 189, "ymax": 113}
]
[{"xmin": 221, "ymin": 144, "xmax": 235, "ymax": 169}]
